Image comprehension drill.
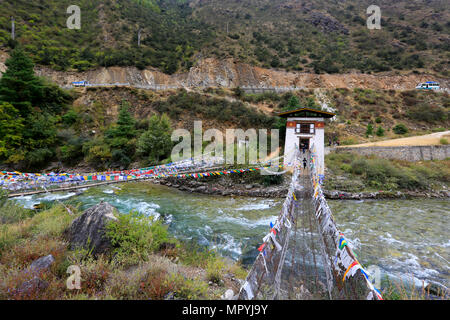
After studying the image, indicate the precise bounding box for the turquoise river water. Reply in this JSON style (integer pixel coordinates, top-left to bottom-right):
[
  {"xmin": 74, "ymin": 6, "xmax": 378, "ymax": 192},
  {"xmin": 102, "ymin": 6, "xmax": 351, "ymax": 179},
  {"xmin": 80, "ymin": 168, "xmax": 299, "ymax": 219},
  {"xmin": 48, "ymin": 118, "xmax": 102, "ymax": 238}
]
[{"xmin": 12, "ymin": 182, "xmax": 450, "ymax": 291}]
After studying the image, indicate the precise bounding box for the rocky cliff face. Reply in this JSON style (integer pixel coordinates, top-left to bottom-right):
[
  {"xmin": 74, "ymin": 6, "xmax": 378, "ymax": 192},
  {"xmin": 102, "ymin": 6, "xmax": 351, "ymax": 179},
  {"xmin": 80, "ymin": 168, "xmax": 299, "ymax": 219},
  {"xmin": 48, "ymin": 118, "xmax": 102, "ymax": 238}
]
[
  {"xmin": 33, "ymin": 57, "xmax": 449, "ymax": 91},
  {"xmin": 0, "ymin": 51, "xmax": 8, "ymax": 74},
  {"xmin": 0, "ymin": 49, "xmax": 447, "ymax": 90}
]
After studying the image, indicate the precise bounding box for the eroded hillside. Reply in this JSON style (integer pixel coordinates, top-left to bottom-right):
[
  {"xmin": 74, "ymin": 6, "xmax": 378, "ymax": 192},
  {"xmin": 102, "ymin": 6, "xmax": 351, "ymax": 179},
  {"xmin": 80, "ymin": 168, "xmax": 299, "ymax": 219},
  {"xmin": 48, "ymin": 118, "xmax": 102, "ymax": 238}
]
[
  {"xmin": 72, "ymin": 86, "xmax": 450, "ymax": 143},
  {"xmin": 33, "ymin": 58, "xmax": 449, "ymax": 90}
]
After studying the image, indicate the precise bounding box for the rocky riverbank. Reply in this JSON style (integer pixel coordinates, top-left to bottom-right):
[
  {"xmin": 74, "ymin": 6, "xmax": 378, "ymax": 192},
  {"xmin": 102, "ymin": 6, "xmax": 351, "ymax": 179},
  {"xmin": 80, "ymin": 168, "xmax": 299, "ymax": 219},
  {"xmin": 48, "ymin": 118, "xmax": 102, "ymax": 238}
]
[
  {"xmin": 156, "ymin": 177, "xmax": 289, "ymax": 198},
  {"xmin": 0, "ymin": 199, "xmax": 246, "ymax": 300},
  {"xmin": 154, "ymin": 175, "xmax": 450, "ymax": 200}
]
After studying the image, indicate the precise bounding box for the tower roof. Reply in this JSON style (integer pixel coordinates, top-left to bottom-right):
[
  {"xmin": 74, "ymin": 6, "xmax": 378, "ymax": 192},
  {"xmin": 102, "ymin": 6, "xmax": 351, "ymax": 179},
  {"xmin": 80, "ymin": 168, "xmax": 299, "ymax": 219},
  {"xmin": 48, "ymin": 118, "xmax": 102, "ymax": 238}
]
[{"xmin": 276, "ymin": 108, "xmax": 335, "ymax": 118}]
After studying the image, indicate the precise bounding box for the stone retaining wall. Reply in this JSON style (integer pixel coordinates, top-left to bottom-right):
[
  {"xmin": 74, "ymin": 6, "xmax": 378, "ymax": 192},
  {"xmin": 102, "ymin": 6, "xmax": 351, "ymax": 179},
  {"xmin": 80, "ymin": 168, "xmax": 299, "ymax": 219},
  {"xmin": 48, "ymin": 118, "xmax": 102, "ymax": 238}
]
[{"xmin": 331, "ymin": 145, "xmax": 450, "ymax": 161}]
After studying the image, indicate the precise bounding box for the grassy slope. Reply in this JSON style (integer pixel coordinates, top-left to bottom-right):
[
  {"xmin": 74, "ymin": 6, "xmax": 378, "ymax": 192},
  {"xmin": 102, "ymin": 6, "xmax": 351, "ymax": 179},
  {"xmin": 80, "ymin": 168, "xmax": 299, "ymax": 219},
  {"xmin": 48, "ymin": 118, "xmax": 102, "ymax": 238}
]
[
  {"xmin": 73, "ymin": 86, "xmax": 449, "ymax": 144},
  {"xmin": 324, "ymin": 152, "xmax": 450, "ymax": 193},
  {"xmin": 322, "ymin": 88, "xmax": 450, "ymax": 145}
]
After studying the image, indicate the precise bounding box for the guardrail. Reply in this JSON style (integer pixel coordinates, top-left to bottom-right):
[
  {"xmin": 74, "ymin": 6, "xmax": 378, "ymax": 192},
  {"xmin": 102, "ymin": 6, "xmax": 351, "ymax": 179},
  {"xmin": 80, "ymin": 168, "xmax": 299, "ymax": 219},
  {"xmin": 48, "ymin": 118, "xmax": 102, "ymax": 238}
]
[{"xmin": 61, "ymin": 83, "xmax": 449, "ymax": 93}]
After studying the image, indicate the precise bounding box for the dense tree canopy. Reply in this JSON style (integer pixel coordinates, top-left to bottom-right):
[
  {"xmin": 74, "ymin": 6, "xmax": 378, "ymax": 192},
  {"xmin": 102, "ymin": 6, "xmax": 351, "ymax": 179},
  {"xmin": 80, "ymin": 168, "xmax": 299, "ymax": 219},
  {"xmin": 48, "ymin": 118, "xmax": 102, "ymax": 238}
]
[
  {"xmin": 137, "ymin": 114, "xmax": 173, "ymax": 163},
  {"xmin": 0, "ymin": 48, "xmax": 73, "ymax": 168},
  {"xmin": 0, "ymin": 48, "xmax": 44, "ymax": 117}
]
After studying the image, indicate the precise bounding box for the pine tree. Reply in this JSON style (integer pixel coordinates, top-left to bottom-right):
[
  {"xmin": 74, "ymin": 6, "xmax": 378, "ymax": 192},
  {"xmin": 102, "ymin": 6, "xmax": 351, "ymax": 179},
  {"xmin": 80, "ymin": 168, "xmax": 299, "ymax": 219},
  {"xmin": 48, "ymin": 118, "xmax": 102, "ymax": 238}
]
[
  {"xmin": 0, "ymin": 47, "xmax": 43, "ymax": 117},
  {"xmin": 285, "ymin": 95, "xmax": 300, "ymax": 111},
  {"xmin": 137, "ymin": 113, "xmax": 173, "ymax": 163},
  {"xmin": 106, "ymin": 102, "xmax": 137, "ymax": 147},
  {"xmin": 105, "ymin": 102, "xmax": 137, "ymax": 167}
]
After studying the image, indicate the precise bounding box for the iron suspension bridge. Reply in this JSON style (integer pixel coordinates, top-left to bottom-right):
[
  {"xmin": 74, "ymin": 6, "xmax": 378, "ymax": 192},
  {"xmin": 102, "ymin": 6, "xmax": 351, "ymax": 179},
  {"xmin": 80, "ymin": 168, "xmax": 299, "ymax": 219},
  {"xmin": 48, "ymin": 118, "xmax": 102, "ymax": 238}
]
[{"xmin": 237, "ymin": 146, "xmax": 383, "ymax": 300}]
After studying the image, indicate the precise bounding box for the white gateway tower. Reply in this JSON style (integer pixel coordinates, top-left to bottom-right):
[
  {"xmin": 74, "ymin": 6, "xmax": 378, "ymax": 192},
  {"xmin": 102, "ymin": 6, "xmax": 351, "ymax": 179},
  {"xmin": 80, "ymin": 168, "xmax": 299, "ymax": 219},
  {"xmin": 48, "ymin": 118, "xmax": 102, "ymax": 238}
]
[{"xmin": 278, "ymin": 108, "xmax": 335, "ymax": 176}]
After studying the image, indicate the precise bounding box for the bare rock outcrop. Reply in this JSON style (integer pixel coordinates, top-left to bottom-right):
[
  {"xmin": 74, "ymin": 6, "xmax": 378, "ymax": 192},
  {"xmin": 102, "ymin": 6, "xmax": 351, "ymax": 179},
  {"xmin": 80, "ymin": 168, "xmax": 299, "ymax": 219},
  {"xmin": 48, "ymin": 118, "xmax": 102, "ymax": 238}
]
[
  {"xmin": 16, "ymin": 255, "xmax": 55, "ymax": 297},
  {"xmin": 68, "ymin": 202, "xmax": 118, "ymax": 256},
  {"xmin": 307, "ymin": 11, "xmax": 349, "ymax": 35},
  {"xmin": 27, "ymin": 254, "xmax": 55, "ymax": 275}
]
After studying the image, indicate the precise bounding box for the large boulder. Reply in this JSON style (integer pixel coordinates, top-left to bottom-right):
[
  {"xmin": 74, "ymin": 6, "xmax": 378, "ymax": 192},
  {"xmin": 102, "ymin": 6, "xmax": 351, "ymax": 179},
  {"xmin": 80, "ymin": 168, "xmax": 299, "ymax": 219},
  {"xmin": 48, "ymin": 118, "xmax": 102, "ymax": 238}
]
[
  {"xmin": 27, "ymin": 254, "xmax": 55, "ymax": 275},
  {"xmin": 16, "ymin": 255, "xmax": 55, "ymax": 298},
  {"xmin": 68, "ymin": 202, "xmax": 118, "ymax": 256},
  {"xmin": 425, "ymin": 282, "xmax": 449, "ymax": 298}
]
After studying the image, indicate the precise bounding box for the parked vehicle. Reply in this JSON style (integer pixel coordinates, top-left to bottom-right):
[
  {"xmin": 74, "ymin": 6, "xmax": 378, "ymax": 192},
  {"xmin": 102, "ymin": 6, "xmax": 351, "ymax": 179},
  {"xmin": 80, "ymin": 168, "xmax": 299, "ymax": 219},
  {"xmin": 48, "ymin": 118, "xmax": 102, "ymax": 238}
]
[
  {"xmin": 72, "ymin": 80, "xmax": 89, "ymax": 87},
  {"xmin": 416, "ymin": 81, "xmax": 440, "ymax": 90}
]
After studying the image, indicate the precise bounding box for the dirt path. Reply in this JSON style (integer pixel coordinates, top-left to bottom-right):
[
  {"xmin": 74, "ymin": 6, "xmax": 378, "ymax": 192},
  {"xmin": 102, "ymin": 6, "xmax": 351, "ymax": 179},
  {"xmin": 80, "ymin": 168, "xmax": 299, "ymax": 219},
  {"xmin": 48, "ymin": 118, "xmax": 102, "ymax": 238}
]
[{"xmin": 343, "ymin": 131, "xmax": 450, "ymax": 147}]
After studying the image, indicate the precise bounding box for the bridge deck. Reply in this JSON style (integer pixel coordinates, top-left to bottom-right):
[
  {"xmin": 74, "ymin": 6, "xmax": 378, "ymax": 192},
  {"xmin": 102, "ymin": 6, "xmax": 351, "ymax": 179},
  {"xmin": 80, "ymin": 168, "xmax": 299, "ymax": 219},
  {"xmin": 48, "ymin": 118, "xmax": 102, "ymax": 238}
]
[{"xmin": 238, "ymin": 149, "xmax": 382, "ymax": 300}]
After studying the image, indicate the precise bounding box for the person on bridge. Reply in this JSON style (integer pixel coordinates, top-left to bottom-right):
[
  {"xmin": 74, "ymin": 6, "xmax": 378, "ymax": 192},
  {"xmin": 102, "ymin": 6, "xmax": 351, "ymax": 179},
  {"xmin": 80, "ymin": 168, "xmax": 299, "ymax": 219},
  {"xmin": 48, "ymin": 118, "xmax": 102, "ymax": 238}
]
[
  {"xmin": 301, "ymin": 143, "xmax": 307, "ymax": 154},
  {"xmin": 303, "ymin": 158, "xmax": 307, "ymax": 170}
]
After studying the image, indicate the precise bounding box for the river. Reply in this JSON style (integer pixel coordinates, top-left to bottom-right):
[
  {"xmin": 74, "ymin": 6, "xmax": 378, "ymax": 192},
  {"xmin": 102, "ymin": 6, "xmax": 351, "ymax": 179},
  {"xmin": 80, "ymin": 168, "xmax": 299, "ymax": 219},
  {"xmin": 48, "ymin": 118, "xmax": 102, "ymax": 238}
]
[{"xmin": 12, "ymin": 182, "xmax": 449, "ymax": 291}]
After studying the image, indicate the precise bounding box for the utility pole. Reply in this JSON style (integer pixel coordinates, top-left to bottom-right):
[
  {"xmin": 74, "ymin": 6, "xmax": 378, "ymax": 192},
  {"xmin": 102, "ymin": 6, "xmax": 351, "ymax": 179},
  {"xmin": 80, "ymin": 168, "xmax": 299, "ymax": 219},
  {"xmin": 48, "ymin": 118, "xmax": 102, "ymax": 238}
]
[
  {"xmin": 226, "ymin": 21, "xmax": 229, "ymax": 34},
  {"xmin": 138, "ymin": 28, "xmax": 141, "ymax": 47},
  {"xmin": 11, "ymin": 16, "xmax": 15, "ymax": 40}
]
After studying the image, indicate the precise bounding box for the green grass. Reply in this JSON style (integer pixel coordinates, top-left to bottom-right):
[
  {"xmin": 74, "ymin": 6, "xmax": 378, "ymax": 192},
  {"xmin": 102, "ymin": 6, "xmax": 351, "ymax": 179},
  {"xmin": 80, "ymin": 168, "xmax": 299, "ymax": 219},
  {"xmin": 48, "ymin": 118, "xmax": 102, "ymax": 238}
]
[{"xmin": 325, "ymin": 152, "xmax": 450, "ymax": 192}]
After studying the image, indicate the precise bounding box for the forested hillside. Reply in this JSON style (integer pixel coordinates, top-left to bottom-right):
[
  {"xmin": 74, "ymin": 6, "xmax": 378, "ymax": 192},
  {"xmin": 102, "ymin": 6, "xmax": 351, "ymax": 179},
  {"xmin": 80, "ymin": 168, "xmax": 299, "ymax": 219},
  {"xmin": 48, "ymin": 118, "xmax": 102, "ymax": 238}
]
[
  {"xmin": 0, "ymin": 0, "xmax": 449, "ymax": 76},
  {"xmin": 0, "ymin": 0, "xmax": 214, "ymax": 74}
]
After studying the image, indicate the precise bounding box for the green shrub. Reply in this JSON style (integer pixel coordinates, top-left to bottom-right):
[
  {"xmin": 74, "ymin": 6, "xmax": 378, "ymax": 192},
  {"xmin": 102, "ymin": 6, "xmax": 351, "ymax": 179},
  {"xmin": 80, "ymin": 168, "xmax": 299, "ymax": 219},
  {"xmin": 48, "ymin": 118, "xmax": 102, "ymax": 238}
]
[
  {"xmin": 232, "ymin": 87, "xmax": 244, "ymax": 98},
  {"xmin": 165, "ymin": 273, "xmax": 208, "ymax": 299},
  {"xmin": 137, "ymin": 114, "xmax": 173, "ymax": 164},
  {"xmin": 395, "ymin": 168, "xmax": 424, "ymax": 190},
  {"xmin": 440, "ymin": 138, "xmax": 449, "ymax": 145},
  {"xmin": 29, "ymin": 204, "xmax": 75, "ymax": 238},
  {"xmin": 59, "ymin": 137, "xmax": 86, "ymax": 164},
  {"xmin": 83, "ymin": 138, "xmax": 112, "ymax": 167},
  {"xmin": 349, "ymin": 156, "xmax": 427, "ymax": 190},
  {"xmin": 228, "ymin": 33, "xmax": 240, "ymax": 40},
  {"xmin": 177, "ymin": 240, "xmax": 217, "ymax": 268},
  {"xmin": 106, "ymin": 211, "xmax": 173, "ymax": 265},
  {"xmin": 340, "ymin": 163, "xmax": 352, "ymax": 173},
  {"xmin": 366, "ymin": 123, "xmax": 374, "ymax": 137},
  {"xmin": 26, "ymin": 148, "xmax": 54, "ymax": 168},
  {"xmin": 62, "ymin": 109, "xmax": 79, "ymax": 126},
  {"xmin": 376, "ymin": 126, "xmax": 385, "ymax": 137},
  {"xmin": 262, "ymin": 173, "xmax": 283, "ymax": 186},
  {"xmin": 206, "ymin": 258, "xmax": 226, "ymax": 285},
  {"xmin": 393, "ymin": 124, "xmax": 408, "ymax": 134},
  {"xmin": 72, "ymin": 60, "xmax": 92, "ymax": 72},
  {"xmin": 350, "ymin": 158, "xmax": 369, "ymax": 175},
  {"xmin": 407, "ymin": 104, "xmax": 447, "ymax": 123}
]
